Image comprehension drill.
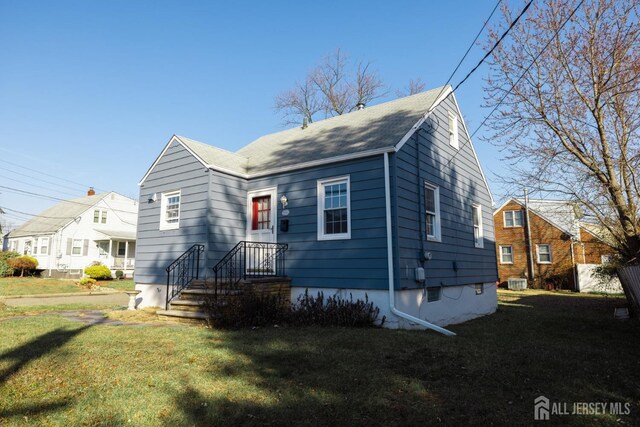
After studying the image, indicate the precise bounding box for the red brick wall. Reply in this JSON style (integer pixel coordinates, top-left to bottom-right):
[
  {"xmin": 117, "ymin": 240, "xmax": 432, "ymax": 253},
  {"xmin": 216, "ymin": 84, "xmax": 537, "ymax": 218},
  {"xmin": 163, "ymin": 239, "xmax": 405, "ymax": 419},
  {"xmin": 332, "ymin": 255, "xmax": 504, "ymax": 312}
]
[
  {"xmin": 579, "ymin": 229, "xmax": 616, "ymax": 264},
  {"xmin": 494, "ymin": 201, "xmax": 575, "ymax": 289}
]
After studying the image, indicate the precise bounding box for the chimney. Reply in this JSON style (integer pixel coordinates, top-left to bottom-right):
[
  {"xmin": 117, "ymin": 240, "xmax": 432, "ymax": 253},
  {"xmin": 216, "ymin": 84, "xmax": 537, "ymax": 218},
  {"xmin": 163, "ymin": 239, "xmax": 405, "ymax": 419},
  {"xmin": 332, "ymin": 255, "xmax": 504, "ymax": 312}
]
[
  {"xmin": 87, "ymin": 187, "xmax": 95, "ymax": 196},
  {"xmin": 356, "ymin": 102, "xmax": 365, "ymax": 111}
]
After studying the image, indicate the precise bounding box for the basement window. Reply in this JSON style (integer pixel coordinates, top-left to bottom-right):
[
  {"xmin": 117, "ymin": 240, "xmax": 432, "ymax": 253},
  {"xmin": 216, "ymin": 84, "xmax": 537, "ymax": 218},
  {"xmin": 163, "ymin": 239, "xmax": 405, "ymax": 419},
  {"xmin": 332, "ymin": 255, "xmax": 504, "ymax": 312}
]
[
  {"xmin": 475, "ymin": 283, "xmax": 484, "ymax": 295},
  {"xmin": 427, "ymin": 287, "xmax": 441, "ymax": 302}
]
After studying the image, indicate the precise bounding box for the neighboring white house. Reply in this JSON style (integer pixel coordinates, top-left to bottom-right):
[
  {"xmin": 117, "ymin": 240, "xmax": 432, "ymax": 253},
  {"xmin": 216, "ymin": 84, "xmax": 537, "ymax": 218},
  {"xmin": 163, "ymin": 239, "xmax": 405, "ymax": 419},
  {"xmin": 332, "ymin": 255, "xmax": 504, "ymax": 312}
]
[{"xmin": 6, "ymin": 189, "xmax": 138, "ymax": 278}]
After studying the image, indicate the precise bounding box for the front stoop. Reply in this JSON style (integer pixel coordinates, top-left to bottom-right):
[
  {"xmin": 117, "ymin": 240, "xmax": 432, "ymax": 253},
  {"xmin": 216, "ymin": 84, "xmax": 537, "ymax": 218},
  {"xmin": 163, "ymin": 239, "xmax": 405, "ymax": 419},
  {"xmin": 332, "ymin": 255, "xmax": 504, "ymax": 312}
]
[{"xmin": 156, "ymin": 277, "xmax": 291, "ymax": 321}]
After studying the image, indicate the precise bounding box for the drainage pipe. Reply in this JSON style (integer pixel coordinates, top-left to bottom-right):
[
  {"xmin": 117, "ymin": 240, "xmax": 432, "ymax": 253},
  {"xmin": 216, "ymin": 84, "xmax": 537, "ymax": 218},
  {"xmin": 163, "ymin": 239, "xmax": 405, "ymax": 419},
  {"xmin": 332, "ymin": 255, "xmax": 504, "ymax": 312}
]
[{"xmin": 383, "ymin": 152, "xmax": 456, "ymax": 336}]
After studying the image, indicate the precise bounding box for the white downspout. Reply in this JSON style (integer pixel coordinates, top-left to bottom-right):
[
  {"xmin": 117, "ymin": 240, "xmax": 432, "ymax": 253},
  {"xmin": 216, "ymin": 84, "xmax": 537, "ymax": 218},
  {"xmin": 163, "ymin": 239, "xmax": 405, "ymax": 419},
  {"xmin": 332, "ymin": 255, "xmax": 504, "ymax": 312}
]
[{"xmin": 384, "ymin": 152, "xmax": 456, "ymax": 336}]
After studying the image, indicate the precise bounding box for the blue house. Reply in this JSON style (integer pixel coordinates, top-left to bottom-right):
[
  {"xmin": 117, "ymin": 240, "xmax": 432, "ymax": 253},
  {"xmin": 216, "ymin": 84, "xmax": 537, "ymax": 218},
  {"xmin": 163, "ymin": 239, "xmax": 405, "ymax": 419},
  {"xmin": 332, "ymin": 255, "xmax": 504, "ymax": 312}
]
[{"xmin": 135, "ymin": 86, "xmax": 498, "ymax": 332}]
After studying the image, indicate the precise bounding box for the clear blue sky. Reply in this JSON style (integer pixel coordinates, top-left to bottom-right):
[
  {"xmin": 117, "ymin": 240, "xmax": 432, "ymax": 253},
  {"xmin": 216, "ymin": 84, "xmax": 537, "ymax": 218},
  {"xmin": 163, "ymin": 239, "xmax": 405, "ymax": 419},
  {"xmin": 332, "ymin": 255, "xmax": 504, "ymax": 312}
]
[{"xmin": 0, "ymin": 0, "xmax": 521, "ymax": 229}]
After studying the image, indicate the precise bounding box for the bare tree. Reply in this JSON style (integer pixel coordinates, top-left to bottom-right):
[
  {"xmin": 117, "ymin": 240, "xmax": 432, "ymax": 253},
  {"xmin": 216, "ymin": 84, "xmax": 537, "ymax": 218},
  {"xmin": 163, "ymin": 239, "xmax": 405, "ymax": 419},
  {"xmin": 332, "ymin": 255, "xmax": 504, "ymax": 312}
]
[
  {"xmin": 396, "ymin": 78, "xmax": 427, "ymax": 97},
  {"xmin": 485, "ymin": 0, "xmax": 640, "ymax": 263},
  {"xmin": 275, "ymin": 49, "xmax": 387, "ymax": 125}
]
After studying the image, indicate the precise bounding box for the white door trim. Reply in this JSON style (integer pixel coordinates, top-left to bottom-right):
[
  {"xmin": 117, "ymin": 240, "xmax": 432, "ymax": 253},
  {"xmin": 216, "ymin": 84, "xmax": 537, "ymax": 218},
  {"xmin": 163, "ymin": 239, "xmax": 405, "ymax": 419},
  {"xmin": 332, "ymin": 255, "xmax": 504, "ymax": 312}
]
[{"xmin": 246, "ymin": 186, "xmax": 278, "ymax": 243}]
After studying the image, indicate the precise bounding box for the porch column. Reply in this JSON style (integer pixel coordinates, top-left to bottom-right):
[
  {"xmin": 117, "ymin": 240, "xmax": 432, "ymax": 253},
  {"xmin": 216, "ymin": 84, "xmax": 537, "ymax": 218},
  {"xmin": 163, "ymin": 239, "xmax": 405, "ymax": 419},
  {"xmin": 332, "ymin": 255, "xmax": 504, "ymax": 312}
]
[
  {"xmin": 108, "ymin": 240, "xmax": 113, "ymax": 268},
  {"xmin": 124, "ymin": 241, "xmax": 129, "ymax": 272}
]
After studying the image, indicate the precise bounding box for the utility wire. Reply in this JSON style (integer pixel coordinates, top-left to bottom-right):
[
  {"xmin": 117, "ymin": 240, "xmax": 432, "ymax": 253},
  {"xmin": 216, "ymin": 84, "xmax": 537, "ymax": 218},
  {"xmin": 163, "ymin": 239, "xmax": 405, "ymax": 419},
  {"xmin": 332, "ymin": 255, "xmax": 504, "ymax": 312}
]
[
  {"xmin": 445, "ymin": 0, "xmax": 585, "ymax": 168},
  {"xmin": 431, "ymin": 0, "xmax": 503, "ymax": 106},
  {"xmin": 452, "ymin": 0, "xmax": 533, "ymax": 93},
  {"xmin": 0, "ymin": 162, "xmax": 95, "ymax": 194},
  {"xmin": 0, "ymin": 159, "xmax": 107, "ymax": 193}
]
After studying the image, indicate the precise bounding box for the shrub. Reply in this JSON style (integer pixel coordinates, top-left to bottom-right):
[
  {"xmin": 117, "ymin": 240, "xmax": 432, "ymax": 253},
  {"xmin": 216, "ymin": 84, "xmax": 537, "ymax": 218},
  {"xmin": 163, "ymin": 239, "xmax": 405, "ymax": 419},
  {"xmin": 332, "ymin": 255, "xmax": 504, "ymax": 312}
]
[
  {"xmin": 115, "ymin": 270, "xmax": 124, "ymax": 279},
  {"xmin": 84, "ymin": 264, "xmax": 112, "ymax": 280},
  {"xmin": 78, "ymin": 277, "xmax": 98, "ymax": 289},
  {"xmin": 0, "ymin": 251, "xmax": 20, "ymax": 277},
  {"xmin": 289, "ymin": 290, "xmax": 385, "ymax": 327},
  {"xmin": 203, "ymin": 287, "xmax": 289, "ymax": 329},
  {"xmin": 7, "ymin": 255, "xmax": 38, "ymax": 277}
]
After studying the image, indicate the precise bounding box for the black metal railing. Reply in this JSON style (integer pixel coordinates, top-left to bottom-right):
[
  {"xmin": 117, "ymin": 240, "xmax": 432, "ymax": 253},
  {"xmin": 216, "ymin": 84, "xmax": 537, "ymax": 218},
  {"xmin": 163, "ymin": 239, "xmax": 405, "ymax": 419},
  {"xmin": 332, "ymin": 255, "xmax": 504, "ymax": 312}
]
[
  {"xmin": 165, "ymin": 244, "xmax": 205, "ymax": 309},
  {"xmin": 213, "ymin": 241, "xmax": 288, "ymax": 291}
]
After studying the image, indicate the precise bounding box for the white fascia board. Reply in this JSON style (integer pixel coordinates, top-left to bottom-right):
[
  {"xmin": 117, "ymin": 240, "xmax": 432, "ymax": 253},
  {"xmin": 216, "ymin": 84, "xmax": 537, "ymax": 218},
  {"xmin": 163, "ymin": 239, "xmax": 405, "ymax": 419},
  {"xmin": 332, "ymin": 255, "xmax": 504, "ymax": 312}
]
[
  {"xmin": 138, "ymin": 135, "xmax": 209, "ymax": 186},
  {"xmin": 449, "ymin": 91, "xmax": 496, "ymax": 207},
  {"xmin": 493, "ymin": 198, "xmax": 522, "ymax": 215},
  {"xmin": 394, "ymin": 86, "xmax": 453, "ymax": 153}
]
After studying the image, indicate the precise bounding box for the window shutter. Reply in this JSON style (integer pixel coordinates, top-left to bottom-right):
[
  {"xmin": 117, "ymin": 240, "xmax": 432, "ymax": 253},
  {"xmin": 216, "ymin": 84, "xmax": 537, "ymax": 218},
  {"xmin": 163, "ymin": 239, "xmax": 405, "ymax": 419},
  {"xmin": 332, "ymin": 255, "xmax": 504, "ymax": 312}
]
[
  {"xmin": 48, "ymin": 238, "xmax": 52, "ymax": 255},
  {"xmin": 66, "ymin": 238, "xmax": 72, "ymax": 255},
  {"xmin": 82, "ymin": 239, "xmax": 89, "ymax": 256}
]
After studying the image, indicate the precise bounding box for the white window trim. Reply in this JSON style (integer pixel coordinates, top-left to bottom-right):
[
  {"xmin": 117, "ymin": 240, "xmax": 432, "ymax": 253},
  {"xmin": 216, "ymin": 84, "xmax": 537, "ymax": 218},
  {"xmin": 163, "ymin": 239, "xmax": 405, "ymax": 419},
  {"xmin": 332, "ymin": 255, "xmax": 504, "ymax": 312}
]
[
  {"xmin": 536, "ymin": 244, "xmax": 552, "ymax": 264},
  {"xmin": 40, "ymin": 237, "xmax": 49, "ymax": 255},
  {"xmin": 499, "ymin": 245, "xmax": 513, "ymax": 264},
  {"xmin": 72, "ymin": 239, "xmax": 83, "ymax": 256},
  {"xmin": 317, "ymin": 176, "xmax": 351, "ymax": 241},
  {"xmin": 473, "ymin": 203, "xmax": 484, "ymax": 248},
  {"xmin": 424, "ymin": 182, "xmax": 441, "ymax": 242},
  {"xmin": 503, "ymin": 210, "xmax": 523, "ymax": 228},
  {"xmin": 160, "ymin": 190, "xmax": 181, "ymax": 231},
  {"xmin": 448, "ymin": 110, "xmax": 459, "ymax": 149}
]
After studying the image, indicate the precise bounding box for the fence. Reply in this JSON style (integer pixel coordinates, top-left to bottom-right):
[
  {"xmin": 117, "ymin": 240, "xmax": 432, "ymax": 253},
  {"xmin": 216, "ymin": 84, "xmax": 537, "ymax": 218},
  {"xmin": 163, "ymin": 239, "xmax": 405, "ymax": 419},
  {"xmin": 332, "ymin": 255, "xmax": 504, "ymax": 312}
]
[
  {"xmin": 575, "ymin": 264, "xmax": 623, "ymax": 294},
  {"xmin": 617, "ymin": 265, "xmax": 640, "ymax": 316}
]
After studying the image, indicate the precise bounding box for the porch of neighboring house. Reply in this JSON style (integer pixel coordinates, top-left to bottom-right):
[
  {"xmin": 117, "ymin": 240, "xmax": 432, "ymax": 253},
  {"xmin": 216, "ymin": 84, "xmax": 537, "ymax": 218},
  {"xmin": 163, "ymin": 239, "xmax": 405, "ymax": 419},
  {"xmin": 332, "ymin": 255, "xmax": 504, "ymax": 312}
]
[{"xmin": 96, "ymin": 230, "xmax": 136, "ymax": 277}]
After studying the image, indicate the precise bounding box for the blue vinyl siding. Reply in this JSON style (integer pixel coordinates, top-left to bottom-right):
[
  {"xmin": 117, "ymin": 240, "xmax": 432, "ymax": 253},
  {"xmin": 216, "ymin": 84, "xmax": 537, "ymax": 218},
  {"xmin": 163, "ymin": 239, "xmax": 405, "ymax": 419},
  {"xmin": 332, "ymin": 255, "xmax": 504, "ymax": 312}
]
[
  {"xmin": 393, "ymin": 96, "xmax": 498, "ymax": 288},
  {"xmin": 135, "ymin": 141, "xmax": 210, "ymax": 284},
  {"xmin": 247, "ymin": 156, "xmax": 389, "ymax": 290}
]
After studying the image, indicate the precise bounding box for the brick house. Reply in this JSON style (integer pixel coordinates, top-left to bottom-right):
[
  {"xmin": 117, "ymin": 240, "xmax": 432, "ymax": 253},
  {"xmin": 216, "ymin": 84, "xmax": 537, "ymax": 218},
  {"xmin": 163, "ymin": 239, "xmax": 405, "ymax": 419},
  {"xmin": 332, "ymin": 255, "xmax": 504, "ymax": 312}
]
[{"xmin": 494, "ymin": 198, "xmax": 616, "ymax": 290}]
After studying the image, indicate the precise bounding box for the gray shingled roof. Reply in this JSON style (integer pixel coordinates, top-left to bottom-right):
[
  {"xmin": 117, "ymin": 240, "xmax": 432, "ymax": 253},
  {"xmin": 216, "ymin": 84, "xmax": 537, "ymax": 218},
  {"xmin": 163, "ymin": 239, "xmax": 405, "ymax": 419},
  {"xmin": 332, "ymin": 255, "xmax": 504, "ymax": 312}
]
[
  {"xmin": 9, "ymin": 193, "xmax": 109, "ymax": 238},
  {"xmin": 177, "ymin": 86, "xmax": 447, "ymax": 175},
  {"xmin": 514, "ymin": 199, "xmax": 581, "ymax": 237}
]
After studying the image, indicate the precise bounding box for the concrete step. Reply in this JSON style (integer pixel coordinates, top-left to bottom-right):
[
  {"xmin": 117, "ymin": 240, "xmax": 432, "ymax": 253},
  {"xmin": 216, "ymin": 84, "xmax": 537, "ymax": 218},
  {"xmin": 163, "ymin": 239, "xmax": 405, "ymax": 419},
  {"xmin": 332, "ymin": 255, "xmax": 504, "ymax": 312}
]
[
  {"xmin": 169, "ymin": 299, "xmax": 204, "ymax": 312},
  {"xmin": 156, "ymin": 309, "xmax": 208, "ymax": 320}
]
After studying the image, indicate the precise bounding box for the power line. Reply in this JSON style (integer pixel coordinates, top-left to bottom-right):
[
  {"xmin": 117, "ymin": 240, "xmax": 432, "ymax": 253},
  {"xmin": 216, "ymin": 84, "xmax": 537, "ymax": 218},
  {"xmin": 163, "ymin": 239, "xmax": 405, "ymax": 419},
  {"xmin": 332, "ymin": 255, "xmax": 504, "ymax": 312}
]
[
  {"xmin": 445, "ymin": 0, "xmax": 586, "ymax": 168},
  {"xmin": 452, "ymin": 0, "xmax": 533, "ymax": 93},
  {"xmin": 0, "ymin": 185, "xmax": 139, "ymax": 216},
  {"xmin": 431, "ymin": 0, "xmax": 503, "ymax": 105},
  {"xmin": 0, "ymin": 162, "xmax": 94, "ymax": 194},
  {"xmin": 0, "ymin": 173, "xmax": 81, "ymax": 199},
  {"xmin": 0, "ymin": 159, "xmax": 107, "ymax": 193}
]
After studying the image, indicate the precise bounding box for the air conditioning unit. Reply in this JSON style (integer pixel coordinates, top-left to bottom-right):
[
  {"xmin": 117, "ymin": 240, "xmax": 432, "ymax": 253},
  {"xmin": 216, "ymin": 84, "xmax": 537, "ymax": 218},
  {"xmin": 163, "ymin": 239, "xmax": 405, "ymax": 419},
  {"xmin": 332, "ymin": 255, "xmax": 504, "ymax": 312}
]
[{"xmin": 508, "ymin": 278, "xmax": 528, "ymax": 290}]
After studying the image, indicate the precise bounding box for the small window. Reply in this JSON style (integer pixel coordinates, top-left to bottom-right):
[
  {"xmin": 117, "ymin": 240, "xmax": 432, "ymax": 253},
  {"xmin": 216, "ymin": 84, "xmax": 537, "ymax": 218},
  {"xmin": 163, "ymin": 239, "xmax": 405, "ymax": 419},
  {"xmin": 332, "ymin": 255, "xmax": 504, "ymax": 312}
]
[
  {"xmin": 472, "ymin": 203, "xmax": 483, "ymax": 248},
  {"xmin": 101, "ymin": 210, "xmax": 107, "ymax": 224},
  {"xmin": 475, "ymin": 283, "xmax": 484, "ymax": 295},
  {"xmin": 118, "ymin": 242, "xmax": 127, "ymax": 256},
  {"xmin": 72, "ymin": 239, "xmax": 82, "ymax": 255},
  {"xmin": 499, "ymin": 245, "xmax": 513, "ymax": 264},
  {"xmin": 94, "ymin": 210, "xmax": 107, "ymax": 224},
  {"xmin": 601, "ymin": 254, "xmax": 615, "ymax": 264},
  {"xmin": 424, "ymin": 182, "xmax": 441, "ymax": 241},
  {"xmin": 317, "ymin": 176, "xmax": 350, "ymax": 240},
  {"xmin": 94, "ymin": 210, "xmax": 100, "ymax": 223},
  {"xmin": 503, "ymin": 210, "xmax": 523, "ymax": 227},
  {"xmin": 160, "ymin": 190, "xmax": 181, "ymax": 230},
  {"xmin": 448, "ymin": 110, "xmax": 459, "ymax": 149},
  {"xmin": 23, "ymin": 240, "xmax": 32, "ymax": 256},
  {"xmin": 536, "ymin": 244, "xmax": 552, "ymax": 264},
  {"xmin": 40, "ymin": 237, "xmax": 49, "ymax": 255},
  {"xmin": 33, "ymin": 238, "xmax": 38, "ymax": 255},
  {"xmin": 427, "ymin": 287, "xmax": 441, "ymax": 302},
  {"xmin": 10, "ymin": 240, "xmax": 18, "ymax": 252}
]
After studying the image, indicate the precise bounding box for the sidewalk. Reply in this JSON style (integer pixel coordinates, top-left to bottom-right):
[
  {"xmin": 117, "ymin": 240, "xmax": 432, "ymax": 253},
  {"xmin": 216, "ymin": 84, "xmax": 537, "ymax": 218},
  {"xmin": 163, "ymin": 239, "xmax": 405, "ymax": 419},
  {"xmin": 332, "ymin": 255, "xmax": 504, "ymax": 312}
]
[{"xmin": 2, "ymin": 292, "xmax": 129, "ymax": 307}]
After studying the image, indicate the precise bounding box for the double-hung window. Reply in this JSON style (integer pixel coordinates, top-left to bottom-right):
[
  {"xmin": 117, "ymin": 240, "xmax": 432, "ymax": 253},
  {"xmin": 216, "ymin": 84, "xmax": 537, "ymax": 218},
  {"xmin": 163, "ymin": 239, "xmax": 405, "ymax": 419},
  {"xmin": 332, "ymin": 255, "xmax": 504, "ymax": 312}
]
[
  {"xmin": 93, "ymin": 210, "xmax": 107, "ymax": 224},
  {"xmin": 424, "ymin": 182, "xmax": 441, "ymax": 241},
  {"xmin": 504, "ymin": 210, "xmax": 523, "ymax": 227},
  {"xmin": 40, "ymin": 237, "xmax": 49, "ymax": 255},
  {"xmin": 472, "ymin": 203, "xmax": 483, "ymax": 248},
  {"xmin": 448, "ymin": 110, "xmax": 459, "ymax": 149},
  {"xmin": 160, "ymin": 190, "xmax": 181, "ymax": 230},
  {"xmin": 317, "ymin": 176, "xmax": 350, "ymax": 240},
  {"xmin": 536, "ymin": 244, "xmax": 552, "ymax": 264},
  {"xmin": 499, "ymin": 245, "xmax": 513, "ymax": 264},
  {"xmin": 72, "ymin": 239, "xmax": 82, "ymax": 255}
]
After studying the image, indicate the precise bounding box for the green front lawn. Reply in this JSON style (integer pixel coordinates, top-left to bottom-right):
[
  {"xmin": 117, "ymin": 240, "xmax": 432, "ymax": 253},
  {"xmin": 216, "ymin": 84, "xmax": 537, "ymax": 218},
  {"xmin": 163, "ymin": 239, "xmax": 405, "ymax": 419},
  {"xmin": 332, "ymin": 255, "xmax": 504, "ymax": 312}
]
[
  {"xmin": 0, "ymin": 290, "xmax": 638, "ymax": 425},
  {"xmin": 0, "ymin": 278, "xmax": 82, "ymax": 296},
  {"xmin": 0, "ymin": 277, "xmax": 136, "ymax": 296}
]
